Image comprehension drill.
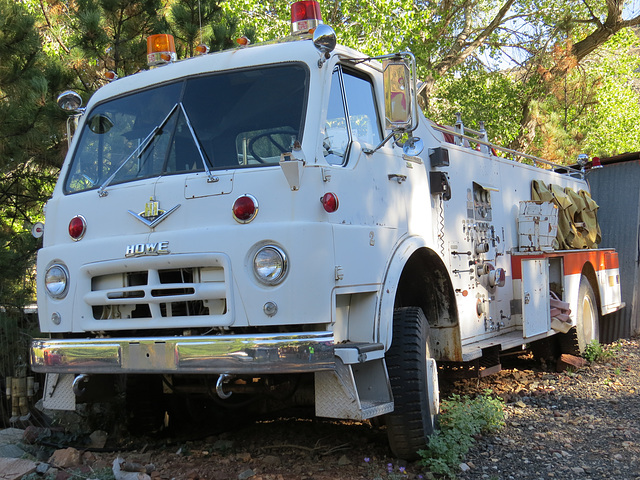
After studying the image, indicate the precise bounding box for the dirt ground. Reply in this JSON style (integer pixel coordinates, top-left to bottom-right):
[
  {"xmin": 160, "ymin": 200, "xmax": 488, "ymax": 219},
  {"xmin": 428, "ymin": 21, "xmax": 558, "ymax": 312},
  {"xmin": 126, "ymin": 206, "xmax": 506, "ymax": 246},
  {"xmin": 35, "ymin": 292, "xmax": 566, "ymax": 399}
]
[{"xmin": 11, "ymin": 337, "xmax": 640, "ymax": 480}]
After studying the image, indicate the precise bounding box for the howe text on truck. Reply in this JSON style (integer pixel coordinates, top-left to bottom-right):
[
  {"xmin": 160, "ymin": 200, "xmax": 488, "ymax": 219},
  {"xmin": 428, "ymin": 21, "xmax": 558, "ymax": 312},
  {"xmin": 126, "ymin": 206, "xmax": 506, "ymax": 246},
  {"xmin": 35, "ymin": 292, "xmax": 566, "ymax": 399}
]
[{"xmin": 30, "ymin": 0, "xmax": 623, "ymax": 459}]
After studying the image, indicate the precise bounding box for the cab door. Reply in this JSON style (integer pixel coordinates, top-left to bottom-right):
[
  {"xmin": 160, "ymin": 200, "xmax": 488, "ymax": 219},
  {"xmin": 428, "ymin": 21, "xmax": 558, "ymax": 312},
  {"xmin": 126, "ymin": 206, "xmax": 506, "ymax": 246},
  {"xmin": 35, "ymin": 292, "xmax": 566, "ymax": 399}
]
[{"xmin": 321, "ymin": 65, "xmax": 408, "ymax": 289}]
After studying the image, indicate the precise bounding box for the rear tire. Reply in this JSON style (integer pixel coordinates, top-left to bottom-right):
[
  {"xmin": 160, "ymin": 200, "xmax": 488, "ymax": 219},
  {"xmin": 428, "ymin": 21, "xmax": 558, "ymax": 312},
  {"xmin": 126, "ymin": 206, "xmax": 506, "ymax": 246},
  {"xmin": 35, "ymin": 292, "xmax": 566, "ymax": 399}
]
[
  {"xmin": 559, "ymin": 275, "xmax": 600, "ymax": 356},
  {"xmin": 385, "ymin": 307, "xmax": 439, "ymax": 460},
  {"xmin": 576, "ymin": 275, "xmax": 599, "ymax": 353}
]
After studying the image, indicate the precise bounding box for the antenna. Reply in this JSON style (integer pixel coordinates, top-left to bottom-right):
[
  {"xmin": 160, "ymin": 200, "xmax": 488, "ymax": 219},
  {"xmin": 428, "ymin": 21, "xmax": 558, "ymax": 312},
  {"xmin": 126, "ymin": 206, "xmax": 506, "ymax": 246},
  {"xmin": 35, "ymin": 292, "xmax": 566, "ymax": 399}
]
[{"xmin": 198, "ymin": 0, "xmax": 203, "ymax": 46}]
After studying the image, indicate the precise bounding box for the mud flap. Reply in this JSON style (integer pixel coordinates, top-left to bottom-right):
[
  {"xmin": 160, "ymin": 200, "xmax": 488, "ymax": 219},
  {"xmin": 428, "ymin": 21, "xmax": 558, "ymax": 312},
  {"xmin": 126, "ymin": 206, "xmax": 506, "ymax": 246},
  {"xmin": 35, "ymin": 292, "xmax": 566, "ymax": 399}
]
[
  {"xmin": 43, "ymin": 374, "xmax": 76, "ymax": 411},
  {"xmin": 315, "ymin": 357, "xmax": 393, "ymax": 420}
]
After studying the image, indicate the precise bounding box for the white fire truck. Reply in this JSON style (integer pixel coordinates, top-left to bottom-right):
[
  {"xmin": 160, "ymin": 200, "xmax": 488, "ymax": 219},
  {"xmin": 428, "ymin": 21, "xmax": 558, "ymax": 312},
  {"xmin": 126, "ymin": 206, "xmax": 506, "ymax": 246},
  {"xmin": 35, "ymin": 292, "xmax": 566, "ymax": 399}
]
[{"xmin": 30, "ymin": 1, "xmax": 623, "ymax": 459}]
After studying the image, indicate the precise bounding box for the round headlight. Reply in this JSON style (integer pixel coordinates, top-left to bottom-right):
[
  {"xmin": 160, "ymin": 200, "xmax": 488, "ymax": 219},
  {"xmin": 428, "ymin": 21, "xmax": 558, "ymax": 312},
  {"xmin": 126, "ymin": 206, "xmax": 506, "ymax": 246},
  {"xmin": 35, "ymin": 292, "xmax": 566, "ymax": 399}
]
[
  {"xmin": 253, "ymin": 246, "xmax": 288, "ymax": 285},
  {"xmin": 45, "ymin": 264, "xmax": 69, "ymax": 299}
]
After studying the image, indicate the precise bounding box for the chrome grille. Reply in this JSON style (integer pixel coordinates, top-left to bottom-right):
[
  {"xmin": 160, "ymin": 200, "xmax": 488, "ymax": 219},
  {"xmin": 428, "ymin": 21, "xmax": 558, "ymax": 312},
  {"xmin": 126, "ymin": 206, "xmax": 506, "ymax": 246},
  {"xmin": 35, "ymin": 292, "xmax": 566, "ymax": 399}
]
[{"xmin": 87, "ymin": 265, "xmax": 226, "ymax": 320}]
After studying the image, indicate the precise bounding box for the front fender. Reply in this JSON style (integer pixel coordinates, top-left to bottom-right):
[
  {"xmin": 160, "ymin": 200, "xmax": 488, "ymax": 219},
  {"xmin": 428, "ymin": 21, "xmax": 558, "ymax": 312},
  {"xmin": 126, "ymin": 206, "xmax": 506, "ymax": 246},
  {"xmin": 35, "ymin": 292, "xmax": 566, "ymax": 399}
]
[
  {"xmin": 378, "ymin": 236, "xmax": 462, "ymax": 361},
  {"xmin": 378, "ymin": 236, "xmax": 429, "ymax": 349}
]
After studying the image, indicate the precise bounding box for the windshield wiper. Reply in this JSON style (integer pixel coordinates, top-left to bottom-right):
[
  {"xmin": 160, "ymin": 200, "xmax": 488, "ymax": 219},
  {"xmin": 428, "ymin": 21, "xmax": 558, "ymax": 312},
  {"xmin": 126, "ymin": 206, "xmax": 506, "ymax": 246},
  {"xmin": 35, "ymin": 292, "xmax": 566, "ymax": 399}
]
[
  {"xmin": 178, "ymin": 103, "xmax": 217, "ymax": 183},
  {"xmin": 97, "ymin": 103, "xmax": 179, "ymax": 197}
]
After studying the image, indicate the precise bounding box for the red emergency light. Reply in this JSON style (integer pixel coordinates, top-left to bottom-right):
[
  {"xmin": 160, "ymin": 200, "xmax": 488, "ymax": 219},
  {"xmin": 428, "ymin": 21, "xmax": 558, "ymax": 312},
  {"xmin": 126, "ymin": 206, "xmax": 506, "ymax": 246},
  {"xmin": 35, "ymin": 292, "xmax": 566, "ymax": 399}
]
[{"xmin": 291, "ymin": 0, "xmax": 323, "ymax": 35}]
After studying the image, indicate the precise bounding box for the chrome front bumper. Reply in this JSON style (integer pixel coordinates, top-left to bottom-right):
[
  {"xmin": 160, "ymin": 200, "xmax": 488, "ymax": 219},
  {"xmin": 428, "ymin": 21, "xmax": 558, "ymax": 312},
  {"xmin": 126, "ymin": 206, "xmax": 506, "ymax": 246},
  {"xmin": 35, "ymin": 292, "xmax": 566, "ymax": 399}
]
[{"xmin": 30, "ymin": 332, "xmax": 335, "ymax": 374}]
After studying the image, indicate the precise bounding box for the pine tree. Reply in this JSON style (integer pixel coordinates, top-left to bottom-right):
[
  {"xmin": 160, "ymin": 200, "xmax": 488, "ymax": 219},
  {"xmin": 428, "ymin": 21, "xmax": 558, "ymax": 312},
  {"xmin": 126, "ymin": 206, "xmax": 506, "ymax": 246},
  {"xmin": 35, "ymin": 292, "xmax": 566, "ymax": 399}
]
[
  {"xmin": 0, "ymin": 0, "xmax": 72, "ymax": 307},
  {"xmin": 71, "ymin": 0, "xmax": 167, "ymax": 78}
]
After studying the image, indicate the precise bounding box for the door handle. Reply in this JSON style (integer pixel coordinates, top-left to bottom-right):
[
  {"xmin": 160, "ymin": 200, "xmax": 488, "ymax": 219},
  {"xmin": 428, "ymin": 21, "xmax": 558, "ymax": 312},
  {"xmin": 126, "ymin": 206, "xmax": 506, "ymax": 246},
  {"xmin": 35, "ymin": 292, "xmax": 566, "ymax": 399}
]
[{"xmin": 388, "ymin": 174, "xmax": 407, "ymax": 184}]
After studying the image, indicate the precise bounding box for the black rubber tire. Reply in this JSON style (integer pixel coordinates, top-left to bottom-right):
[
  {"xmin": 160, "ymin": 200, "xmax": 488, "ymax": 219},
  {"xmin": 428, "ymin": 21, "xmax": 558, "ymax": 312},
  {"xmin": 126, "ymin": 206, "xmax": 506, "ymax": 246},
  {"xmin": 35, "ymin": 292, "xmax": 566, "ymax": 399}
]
[
  {"xmin": 559, "ymin": 275, "xmax": 600, "ymax": 356},
  {"xmin": 575, "ymin": 275, "xmax": 600, "ymax": 353},
  {"xmin": 385, "ymin": 306, "xmax": 438, "ymax": 460}
]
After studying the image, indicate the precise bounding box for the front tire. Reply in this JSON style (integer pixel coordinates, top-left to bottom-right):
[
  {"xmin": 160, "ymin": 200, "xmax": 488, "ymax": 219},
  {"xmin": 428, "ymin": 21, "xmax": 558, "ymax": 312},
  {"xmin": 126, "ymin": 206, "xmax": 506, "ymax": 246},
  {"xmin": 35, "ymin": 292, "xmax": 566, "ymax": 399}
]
[{"xmin": 385, "ymin": 307, "xmax": 439, "ymax": 460}]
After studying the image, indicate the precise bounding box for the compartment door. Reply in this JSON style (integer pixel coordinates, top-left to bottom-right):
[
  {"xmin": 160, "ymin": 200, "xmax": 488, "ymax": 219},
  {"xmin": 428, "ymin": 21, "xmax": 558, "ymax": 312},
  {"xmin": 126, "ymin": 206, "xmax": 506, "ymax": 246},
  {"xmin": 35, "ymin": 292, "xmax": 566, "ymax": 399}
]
[{"xmin": 521, "ymin": 258, "xmax": 550, "ymax": 338}]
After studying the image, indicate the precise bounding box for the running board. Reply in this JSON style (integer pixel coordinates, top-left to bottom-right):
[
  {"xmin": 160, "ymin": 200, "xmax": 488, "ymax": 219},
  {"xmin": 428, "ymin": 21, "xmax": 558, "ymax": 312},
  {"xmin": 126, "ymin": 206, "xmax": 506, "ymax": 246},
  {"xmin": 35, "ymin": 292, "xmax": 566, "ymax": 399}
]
[{"xmin": 315, "ymin": 347, "xmax": 393, "ymax": 420}]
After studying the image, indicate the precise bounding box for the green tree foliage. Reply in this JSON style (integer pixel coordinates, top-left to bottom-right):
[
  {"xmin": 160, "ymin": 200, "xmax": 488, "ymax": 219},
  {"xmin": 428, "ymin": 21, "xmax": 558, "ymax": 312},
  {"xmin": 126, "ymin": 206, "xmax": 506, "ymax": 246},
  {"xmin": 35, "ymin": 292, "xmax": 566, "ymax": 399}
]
[
  {"xmin": 428, "ymin": 68, "xmax": 524, "ymax": 146},
  {"xmin": 579, "ymin": 30, "xmax": 640, "ymax": 156},
  {"xmin": 170, "ymin": 0, "xmax": 221, "ymax": 57},
  {"xmin": 71, "ymin": 0, "xmax": 167, "ymax": 78},
  {"xmin": 517, "ymin": 30, "xmax": 640, "ymax": 161},
  {"xmin": 0, "ymin": 0, "xmax": 71, "ymax": 307}
]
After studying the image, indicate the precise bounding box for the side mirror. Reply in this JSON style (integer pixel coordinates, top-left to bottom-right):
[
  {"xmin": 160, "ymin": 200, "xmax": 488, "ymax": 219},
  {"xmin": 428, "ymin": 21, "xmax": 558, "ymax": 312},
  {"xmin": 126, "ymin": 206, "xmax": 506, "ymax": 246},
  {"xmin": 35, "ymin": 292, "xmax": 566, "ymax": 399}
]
[
  {"xmin": 57, "ymin": 91, "xmax": 84, "ymax": 147},
  {"xmin": 313, "ymin": 24, "xmax": 336, "ymax": 67},
  {"xmin": 383, "ymin": 57, "xmax": 412, "ymax": 130},
  {"xmin": 363, "ymin": 52, "xmax": 422, "ymax": 156},
  {"xmin": 313, "ymin": 24, "xmax": 336, "ymax": 56}
]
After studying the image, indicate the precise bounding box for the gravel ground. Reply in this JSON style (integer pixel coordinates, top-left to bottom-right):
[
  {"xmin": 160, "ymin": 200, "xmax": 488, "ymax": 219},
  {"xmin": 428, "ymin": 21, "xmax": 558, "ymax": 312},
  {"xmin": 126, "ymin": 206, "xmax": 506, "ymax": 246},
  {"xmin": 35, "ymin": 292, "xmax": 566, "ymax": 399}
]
[
  {"xmin": 9, "ymin": 338, "xmax": 640, "ymax": 480},
  {"xmin": 453, "ymin": 337, "xmax": 640, "ymax": 480}
]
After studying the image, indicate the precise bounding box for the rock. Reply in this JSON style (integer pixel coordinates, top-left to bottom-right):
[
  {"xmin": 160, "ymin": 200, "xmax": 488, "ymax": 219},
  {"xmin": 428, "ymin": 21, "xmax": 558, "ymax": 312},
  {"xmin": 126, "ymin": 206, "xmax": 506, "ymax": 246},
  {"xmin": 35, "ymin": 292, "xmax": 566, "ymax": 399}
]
[
  {"xmin": 236, "ymin": 452, "xmax": 252, "ymax": 462},
  {"xmin": 570, "ymin": 467, "xmax": 585, "ymax": 474},
  {"xmin": 337, "ymin": 455, "xmax": 351, "ymax": 466},
  {"xmin": 36, "ymin": 463, "xmax": 50, "ymax": 474},
  {"xmin": 49, "ymin": 447, "xmax": 81, "ymax": 468},
  {"xmin": 0, "ymin": 429, "xmax": 24, "ymax": 446},
  {"xmin": 0, "ymin": 458, "xmax": 37, "ymax": 480},
  {"xmin": 22, "ymin": 426, "xmax": 51, "ymax": 444},
  {"xmin": 237, "ymin": 469, "xmax": 255, "ymax": 480},
  {"xmin": 556, "ymin": 354, "xmax": 587, "ymax": 372},
  {"xmin": 0, "ymin": 444, "xmax": 26, "ymax": 459},
  {"xmin": 214, "ymin": 439, "xmax": 234, "ymax": 452},
  {"xmin": 460, "ymin": 462, "xmax": 471, "ymax": 472},
  {"xmin": 262, "ymin": 455, "xmax": 280, "ymax": 466},
  {"xmin": 112, "ymin": 457, "xmax": 152, "ymax": 480},
  {"xmin": 89, "ymin": 430, "xmax": 108, "ymax": 449}
]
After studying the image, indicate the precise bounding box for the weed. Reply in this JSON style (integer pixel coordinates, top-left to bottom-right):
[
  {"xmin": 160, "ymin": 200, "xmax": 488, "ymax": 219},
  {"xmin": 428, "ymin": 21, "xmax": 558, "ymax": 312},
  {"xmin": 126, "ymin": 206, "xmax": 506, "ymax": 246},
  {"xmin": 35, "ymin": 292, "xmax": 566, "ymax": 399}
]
[
  {"xmin": 363, "ymin": 458, "xmax": 409, "ymax": 480},
  {"xmin": 583, "ymin": 340, "xmax": 620, "ymax": 363},
  {"xmin": 614, "ymin": 367, "xmax": 621, "ymax": 376},
  {"xmin": 418, "ymin": 390, "xmax": 505, "ymax": 479}
]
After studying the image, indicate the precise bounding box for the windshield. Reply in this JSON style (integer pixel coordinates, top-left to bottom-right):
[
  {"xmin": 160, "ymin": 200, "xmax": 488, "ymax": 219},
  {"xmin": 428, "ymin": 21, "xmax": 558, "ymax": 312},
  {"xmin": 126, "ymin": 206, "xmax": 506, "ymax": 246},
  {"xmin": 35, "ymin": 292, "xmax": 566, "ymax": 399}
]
[{"xmin": 64, "ymin": 63, "xmax": 309, "ymax": 194}]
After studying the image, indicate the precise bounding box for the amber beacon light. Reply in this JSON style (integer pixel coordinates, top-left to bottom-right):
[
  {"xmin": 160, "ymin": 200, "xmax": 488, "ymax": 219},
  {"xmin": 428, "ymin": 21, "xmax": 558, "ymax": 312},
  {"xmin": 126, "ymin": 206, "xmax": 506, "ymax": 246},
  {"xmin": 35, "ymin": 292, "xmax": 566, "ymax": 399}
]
[{"xmin": 147, "ymin": 34, "xmax": 177, "ymax": 66}]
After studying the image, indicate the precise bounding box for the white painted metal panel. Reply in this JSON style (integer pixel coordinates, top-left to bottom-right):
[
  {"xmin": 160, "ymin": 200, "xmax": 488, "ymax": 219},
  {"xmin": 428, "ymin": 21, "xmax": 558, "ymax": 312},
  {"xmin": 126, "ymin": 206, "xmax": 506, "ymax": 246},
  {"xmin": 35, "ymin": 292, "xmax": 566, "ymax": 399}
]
[{"xmin": 522, "ymin": 258, "xmax": 550, "ymax": 338}]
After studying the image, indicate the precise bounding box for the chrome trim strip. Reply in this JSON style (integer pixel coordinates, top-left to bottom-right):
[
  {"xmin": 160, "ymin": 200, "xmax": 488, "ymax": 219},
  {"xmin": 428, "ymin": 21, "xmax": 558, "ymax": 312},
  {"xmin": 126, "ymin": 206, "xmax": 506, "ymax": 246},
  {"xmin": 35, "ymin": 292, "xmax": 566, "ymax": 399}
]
[{"xmin": 31, "ymin": 332, "xmax": 335, "ymax": 374}]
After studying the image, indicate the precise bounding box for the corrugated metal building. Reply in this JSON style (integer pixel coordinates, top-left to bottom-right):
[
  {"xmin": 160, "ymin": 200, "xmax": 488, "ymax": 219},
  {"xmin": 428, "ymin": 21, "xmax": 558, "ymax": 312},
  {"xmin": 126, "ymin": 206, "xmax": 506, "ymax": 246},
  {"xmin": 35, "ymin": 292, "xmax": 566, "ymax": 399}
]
[{"xmin": 587, "ymin": 152, "xmax": 640, "ymax": 343}]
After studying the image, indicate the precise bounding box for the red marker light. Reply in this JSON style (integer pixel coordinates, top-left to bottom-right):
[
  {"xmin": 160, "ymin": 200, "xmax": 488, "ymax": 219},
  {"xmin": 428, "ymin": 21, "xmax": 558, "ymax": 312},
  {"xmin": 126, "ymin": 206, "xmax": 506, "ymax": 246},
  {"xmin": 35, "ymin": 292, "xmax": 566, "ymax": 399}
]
[
  {"xmin": 321, "ymin": 192, "xmax": 339, "ymax": 213},
  {"xmin": 68, "ymin": 215, "xmax": 86, "ymax": 241},
  {"xmin": 233, "ymin": 195, "xmax": 259, "ymax": 223},
  {"xmin": 291, "ymin": 0, "xmax": 323, "ymax": 35}
]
